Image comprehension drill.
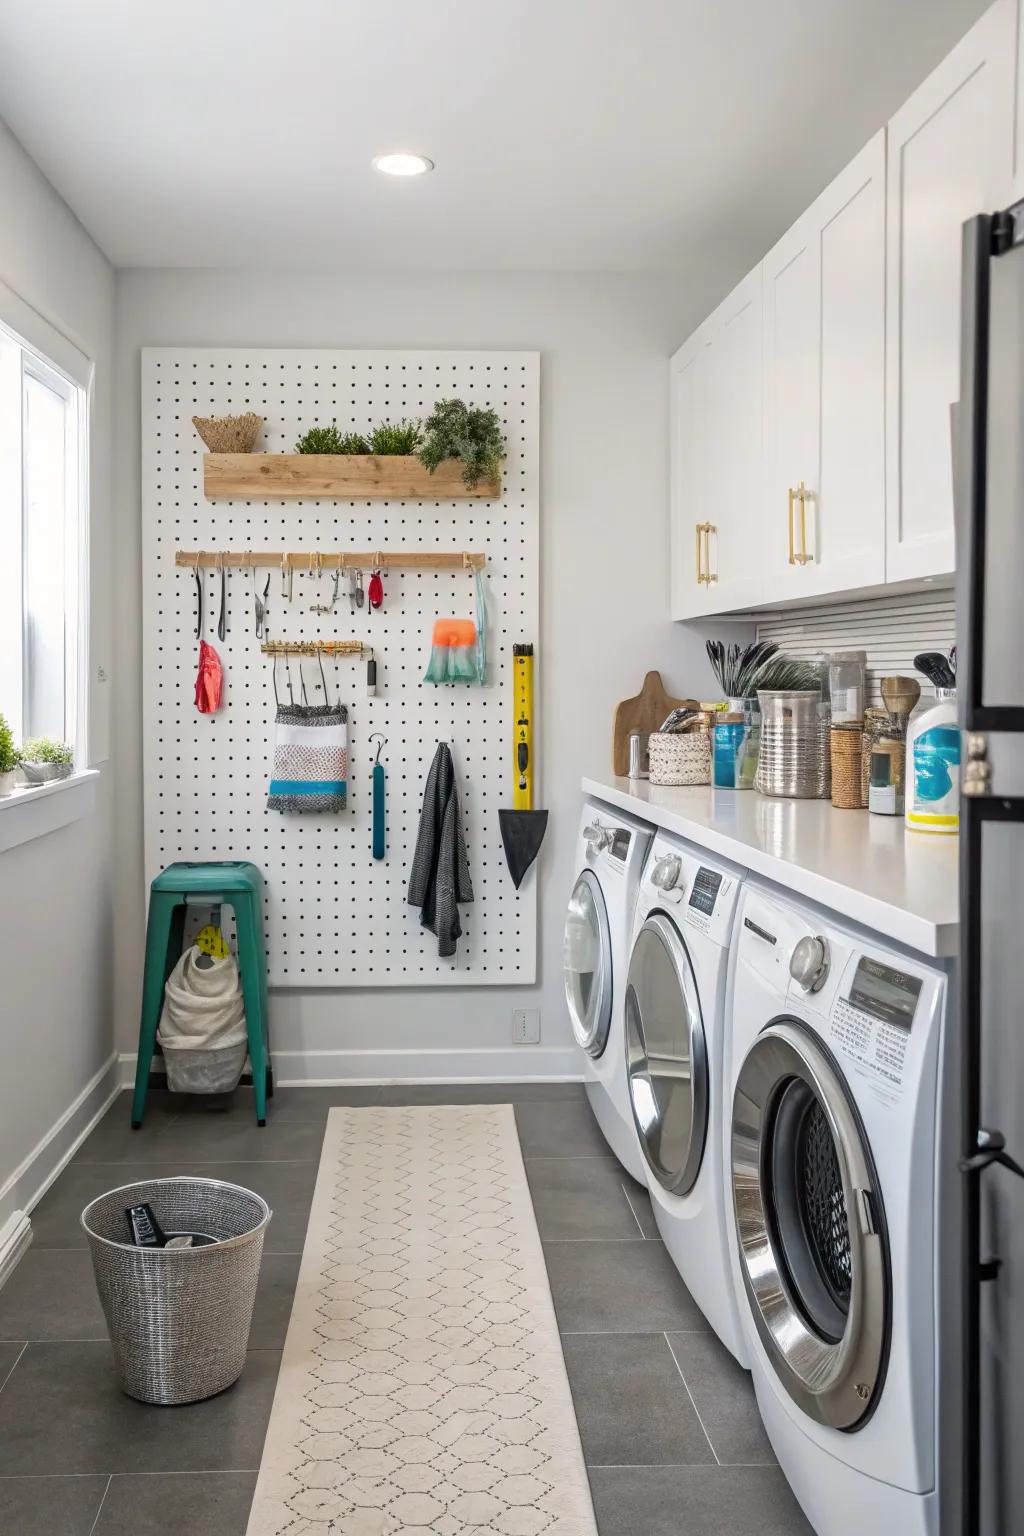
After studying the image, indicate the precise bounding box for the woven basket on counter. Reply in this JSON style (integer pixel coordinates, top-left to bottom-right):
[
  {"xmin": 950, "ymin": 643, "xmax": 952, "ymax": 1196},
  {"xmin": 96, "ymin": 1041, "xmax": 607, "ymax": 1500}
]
[
  {"xmin": 831, "ymin": 726, "xmax": 866, "ymax": 810},
  {"xmin": 648, "ymin": 730, "xmax": 711, "ymax": 786}
]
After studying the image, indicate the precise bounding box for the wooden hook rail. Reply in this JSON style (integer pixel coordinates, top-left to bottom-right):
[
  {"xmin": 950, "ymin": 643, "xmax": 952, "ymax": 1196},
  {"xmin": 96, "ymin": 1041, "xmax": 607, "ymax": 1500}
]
[
  {"xmin": 260, "ymin": 640, "xmax": 369, "ymax": 657},
  {"xmin": 175, "ymin": 549, "xmax": 486, "ymax": 572}
]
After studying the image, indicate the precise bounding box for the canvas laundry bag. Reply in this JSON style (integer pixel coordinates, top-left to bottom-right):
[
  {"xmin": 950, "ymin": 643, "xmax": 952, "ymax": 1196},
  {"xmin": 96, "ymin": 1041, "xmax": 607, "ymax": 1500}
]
[{"xmin": 158, "ymin": 946, "xmax": 246, "ymax": 1050}]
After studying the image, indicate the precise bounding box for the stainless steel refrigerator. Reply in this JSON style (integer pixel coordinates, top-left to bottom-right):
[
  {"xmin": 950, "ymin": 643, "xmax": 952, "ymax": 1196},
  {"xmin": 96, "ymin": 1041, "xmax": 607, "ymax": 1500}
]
[{"xmin": 949, "ymin": 197, "xmax": 1024, "ymax": 1536}]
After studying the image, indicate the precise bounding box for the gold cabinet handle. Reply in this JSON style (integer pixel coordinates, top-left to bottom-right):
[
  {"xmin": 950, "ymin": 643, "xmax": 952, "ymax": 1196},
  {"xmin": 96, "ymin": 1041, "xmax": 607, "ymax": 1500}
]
[
  {"xmin": 788, "ymin": 484, "xmax": 813, "ymax": 566},
  {"xmin": 797, "ymin": 481, "xmax": 812, "ymax": 565},
  {"xmin": 695, "ymin": 523, "xmax": 716, "ymax": 585},
  {"xmin": 704, "ymin": 523, "xmax": 717, "ymax": 585}
]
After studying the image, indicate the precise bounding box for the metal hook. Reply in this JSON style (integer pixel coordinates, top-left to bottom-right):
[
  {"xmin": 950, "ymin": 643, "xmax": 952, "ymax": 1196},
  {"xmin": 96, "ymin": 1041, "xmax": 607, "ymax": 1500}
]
[
  {"xmin": 369, "ymin": 732, "xmax": 387, "ymax": 765},
  {"xmin": 217, "ymin": 551, "xmax": 227, "ymax": 642},
  {"xmin": 194, "ymin": 555, "xmax": 203, "ymax": 641}
]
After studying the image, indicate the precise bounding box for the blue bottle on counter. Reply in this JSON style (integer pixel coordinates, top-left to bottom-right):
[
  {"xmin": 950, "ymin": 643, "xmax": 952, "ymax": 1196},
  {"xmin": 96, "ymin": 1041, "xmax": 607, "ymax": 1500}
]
[{"xmin": 713, "ymin": 713, "xmax": 747, "ymax": 789}]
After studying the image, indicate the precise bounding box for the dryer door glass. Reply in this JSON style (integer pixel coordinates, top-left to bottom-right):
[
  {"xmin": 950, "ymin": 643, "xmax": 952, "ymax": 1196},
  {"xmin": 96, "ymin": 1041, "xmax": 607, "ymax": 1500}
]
[
  {"xmin": 563, "ymin": 869, "xmax": 613, "ymax": 1058},
  {"xmin": 624, "ymin": 912, "xmax": 708, "ymax": 1195},
  {"xmin": 731, "ymin": 1019, "xmax": 891, "ymax": 1430}
]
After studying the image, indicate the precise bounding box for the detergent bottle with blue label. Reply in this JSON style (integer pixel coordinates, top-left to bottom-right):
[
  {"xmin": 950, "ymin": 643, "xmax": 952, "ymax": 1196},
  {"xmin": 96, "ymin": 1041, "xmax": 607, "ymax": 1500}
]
[{"xmin": 905, "ymin": 687, "xmax": 960, "ymax": 834}]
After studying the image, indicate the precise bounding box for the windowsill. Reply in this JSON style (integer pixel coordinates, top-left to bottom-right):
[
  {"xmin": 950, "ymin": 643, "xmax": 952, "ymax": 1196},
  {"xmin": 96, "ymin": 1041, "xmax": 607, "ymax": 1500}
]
[{"xmin": 0, "ymin": 768, "xmax": 100, "ymax": 854}]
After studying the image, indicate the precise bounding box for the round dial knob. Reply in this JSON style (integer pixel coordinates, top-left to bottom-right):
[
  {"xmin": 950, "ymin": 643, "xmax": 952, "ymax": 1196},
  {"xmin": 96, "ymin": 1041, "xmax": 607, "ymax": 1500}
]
[
  {"xmin": 790, "ymin": 935, "xmax": 830, "ymax": 993},
  {"xmin": 584, "ymin": 823, "xmax": 612, "ymax": 852},
  {"xmin": 650, "ymin": 854, "xmax": 682, "ymax": 891}
]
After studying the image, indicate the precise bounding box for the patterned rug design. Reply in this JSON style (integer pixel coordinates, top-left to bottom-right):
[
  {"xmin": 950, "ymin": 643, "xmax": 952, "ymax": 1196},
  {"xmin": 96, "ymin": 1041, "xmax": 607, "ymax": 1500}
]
[{"xmin": 246, "ymin": 1105, "xmax": 597, "ymax": 1535}]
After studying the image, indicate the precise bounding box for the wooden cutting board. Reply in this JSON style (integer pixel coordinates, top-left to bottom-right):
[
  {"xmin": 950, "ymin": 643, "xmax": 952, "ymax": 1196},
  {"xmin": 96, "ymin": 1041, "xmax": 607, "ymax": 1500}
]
[{"xmin": 612, "ymin": 672, "xmax": 699, "ymax": 777}]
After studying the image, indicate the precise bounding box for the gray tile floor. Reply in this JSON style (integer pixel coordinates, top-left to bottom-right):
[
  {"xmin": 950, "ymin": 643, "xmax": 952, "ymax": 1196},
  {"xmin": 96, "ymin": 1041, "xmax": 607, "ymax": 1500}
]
[{"xmin": 0, "ymin": 1084, "xmax": 813, "ymax": 1534}]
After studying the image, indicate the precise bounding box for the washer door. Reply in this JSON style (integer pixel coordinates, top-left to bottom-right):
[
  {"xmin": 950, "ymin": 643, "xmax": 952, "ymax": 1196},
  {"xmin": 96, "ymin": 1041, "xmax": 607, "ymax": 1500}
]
[
  {"xmin": 731, "ymin": 1019, "xmax": 890, "ymax": 1430},
  {"xmin": 624, "ymin": 912, "xmax": 709, "ymax": 1195},
  {"xmin": 564, "ymin": 869, "xmax": 613, "ymax": 1058}
]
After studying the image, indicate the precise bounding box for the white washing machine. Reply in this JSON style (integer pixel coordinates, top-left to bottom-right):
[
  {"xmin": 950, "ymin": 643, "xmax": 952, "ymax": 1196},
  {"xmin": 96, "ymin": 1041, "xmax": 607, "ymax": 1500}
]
[
  {"xmin": 725, "ymin": 883, "xmax": 948, "ymax": 1536},
  {"xmin": 623, "ymin": 831, "xmax": 748, "ymax": 1364},
  {"xmin": 564, "ymin": 799, "xmax": 653, "ymax": 1183}
]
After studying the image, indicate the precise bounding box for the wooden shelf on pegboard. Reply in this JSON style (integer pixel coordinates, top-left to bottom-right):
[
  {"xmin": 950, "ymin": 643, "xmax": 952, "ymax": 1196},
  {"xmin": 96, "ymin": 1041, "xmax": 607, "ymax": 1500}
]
[{"xmin": 202, "ymin": 453, "xmax": 501, "ymax": 501}]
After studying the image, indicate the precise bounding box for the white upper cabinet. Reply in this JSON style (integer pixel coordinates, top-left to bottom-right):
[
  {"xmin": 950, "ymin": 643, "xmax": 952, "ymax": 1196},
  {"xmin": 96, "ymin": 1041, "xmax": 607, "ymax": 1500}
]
[
  {"xmin": 669, "ymin": 0, "xmax": 1021, "ymax": 619},
  {"xmin": 762, "ymin": 131, "xmax": 886, "ymax": 601},
  {"xmin": 670, "ymin": 266, "xmax": 764, "ymax": 619},
  {"xmin": 886, "ymin": 0, "xmax": 1017, "ymax": 583}
]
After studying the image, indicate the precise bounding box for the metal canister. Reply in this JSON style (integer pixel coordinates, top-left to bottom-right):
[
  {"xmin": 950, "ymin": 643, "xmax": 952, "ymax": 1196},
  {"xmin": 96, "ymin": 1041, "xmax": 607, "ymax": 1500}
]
[{"xmin": 628, "ymin": 730, "xmax": 650, "ymax": 780}]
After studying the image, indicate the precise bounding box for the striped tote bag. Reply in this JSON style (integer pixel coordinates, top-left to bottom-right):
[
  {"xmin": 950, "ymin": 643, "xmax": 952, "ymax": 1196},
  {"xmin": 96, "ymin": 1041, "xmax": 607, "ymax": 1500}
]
[{"xmin": 267, "ymin": 702, "xmax": 349, "ymax": 813}]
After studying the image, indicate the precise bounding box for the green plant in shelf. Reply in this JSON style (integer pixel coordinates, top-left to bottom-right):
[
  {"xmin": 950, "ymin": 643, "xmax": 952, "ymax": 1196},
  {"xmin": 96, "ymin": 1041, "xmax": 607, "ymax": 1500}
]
[
  {"xmin": 369, "ymin": 418, "xmax": 423, "ymax": 455},
  {"xmin": 294, "ymin": 425, "xmax": 369, "ymax": 454},
  {"xmin": 21, "ymin": 736, "xmax": 74, "ymax": 765},
  {"xmin": 418, "ymin": 399, "xmax": 504, "ymax": 489},
  {"xmin": 0, "ymin": 714, "xmax": 20, "ymax": 774}
]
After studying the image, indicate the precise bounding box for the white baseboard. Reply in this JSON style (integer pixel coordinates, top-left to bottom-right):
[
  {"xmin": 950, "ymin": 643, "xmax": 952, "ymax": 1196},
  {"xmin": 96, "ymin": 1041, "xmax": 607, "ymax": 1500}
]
[
  {"xmin": 0, "ymin": 1211, "xmax": 31, "ymax": 1293},
  {"xmin": 0, "ymin": 1051, "xmax": 121, "ymax": 1236},
  {"xmin": 119, "ymin": 1046, "xmax": 582, "ymax": 1088}
]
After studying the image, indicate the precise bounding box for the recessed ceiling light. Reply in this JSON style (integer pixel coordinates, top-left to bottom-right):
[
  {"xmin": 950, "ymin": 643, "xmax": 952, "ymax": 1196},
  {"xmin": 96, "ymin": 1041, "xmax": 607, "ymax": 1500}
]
[{"xmin": 373, "ymin": 153, "xmax": 434, "ymax": 178}]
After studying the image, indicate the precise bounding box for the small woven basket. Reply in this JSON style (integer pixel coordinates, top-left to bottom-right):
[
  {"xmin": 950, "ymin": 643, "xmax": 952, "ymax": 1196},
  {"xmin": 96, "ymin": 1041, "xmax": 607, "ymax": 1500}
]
[
  {"xmin": 192, "ymin": 412, "xmax": 263, "ymax": 452},
  {"xmin": 648, "ymin": 730, "xmax": 711, "ymax": 786},
  {"xmin": 831, "ymin": 727, "xmax": 866, "ymax": 810}
]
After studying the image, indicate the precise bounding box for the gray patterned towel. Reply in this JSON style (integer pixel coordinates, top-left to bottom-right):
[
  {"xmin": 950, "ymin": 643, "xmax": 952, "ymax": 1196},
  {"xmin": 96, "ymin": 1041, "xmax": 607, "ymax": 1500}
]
[
  {"xmin": 408, "ymin": 743, "xmax": 473, "ymax": 956},
  {"xmin": 267, "ymin": 703, "xmax": 348, "ymax": 813}
]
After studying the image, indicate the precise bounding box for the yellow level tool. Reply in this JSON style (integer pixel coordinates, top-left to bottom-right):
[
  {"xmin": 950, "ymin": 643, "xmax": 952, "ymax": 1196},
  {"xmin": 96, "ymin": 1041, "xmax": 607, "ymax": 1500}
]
[{"xmin": 512, "ymin": 644, "xmax": 534, "ymax": 810}]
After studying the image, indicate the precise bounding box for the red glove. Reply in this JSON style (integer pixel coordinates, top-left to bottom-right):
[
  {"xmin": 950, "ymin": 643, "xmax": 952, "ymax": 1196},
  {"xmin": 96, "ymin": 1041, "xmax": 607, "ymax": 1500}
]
[{"xmin": 195, "ymin": 640, "xmax": 223, "ymax": 712}]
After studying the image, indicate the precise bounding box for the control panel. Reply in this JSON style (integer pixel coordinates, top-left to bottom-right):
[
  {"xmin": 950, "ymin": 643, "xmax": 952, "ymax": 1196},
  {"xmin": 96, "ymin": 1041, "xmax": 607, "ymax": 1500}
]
[
  {"xmin": 688, "ymin": 866, "xmax": 723, "ymax": 917},
  {"xmin": 638, "ymin": 835, "xmax": 741, "ymax": 946}
]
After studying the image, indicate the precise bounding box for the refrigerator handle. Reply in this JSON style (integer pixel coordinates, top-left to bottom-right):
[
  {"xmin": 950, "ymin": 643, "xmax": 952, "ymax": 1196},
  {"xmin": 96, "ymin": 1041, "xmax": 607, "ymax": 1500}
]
[{"xmin": 955, "ymin": 211, "xmax": 992, "ymax": 734}]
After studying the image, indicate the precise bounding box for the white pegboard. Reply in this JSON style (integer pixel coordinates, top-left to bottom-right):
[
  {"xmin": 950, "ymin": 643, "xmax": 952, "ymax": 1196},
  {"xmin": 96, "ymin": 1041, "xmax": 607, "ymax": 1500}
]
[{"xmin": 141, "ymin": 349, "xmax": 539, "ymax": 986}]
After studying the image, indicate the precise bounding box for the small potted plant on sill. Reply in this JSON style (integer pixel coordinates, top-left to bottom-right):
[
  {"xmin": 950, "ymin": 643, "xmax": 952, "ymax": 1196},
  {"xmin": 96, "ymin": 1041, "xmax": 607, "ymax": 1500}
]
[
  {"xmin": 0, "ymin": 714, "xmax": 20, "ymax": 796},
  {"xmin": 19, "ymin": 736, "xmax": 74, "ymax": 784}
]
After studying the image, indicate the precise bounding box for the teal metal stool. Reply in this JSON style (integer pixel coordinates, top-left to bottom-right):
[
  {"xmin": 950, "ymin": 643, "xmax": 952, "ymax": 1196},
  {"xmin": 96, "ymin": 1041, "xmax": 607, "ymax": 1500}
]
[{"xmin": 131, "ymin": 861, "xmax": 272, "ymax": 1127}]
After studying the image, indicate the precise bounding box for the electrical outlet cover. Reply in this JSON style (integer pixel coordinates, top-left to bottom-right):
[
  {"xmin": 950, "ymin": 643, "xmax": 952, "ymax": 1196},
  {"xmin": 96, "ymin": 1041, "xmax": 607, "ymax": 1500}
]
[{"xmin": 512, "ymin": 1008, "xmax": 541, "ymax": 1045}]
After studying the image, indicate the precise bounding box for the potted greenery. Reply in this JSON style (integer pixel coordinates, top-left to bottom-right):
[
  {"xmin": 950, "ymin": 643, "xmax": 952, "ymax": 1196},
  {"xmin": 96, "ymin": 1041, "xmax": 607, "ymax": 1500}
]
[
  {"xmin": 369, "ymin": 419, "xmax": 422, "ymax": 454},
  {"xmin": 20, "ymin": 736, "xmax": 74, "ymax": 784},
  {"xmin": 418, "ymin": 399, "xmax": 504, "ymax": 489},
  {"xmin": 0, "ymin": 714, "xmax": 20, "ymax": 797},
  {"xmin": 294, "ymin": 426, "xmax": 370, "ymax": 454}
]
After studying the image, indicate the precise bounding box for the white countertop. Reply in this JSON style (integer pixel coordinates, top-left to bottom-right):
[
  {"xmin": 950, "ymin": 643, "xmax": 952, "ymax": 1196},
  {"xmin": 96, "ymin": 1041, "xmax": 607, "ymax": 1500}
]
[{"xmin": 582, "ymin": 775, "xmax": 959, "ymax": 959}]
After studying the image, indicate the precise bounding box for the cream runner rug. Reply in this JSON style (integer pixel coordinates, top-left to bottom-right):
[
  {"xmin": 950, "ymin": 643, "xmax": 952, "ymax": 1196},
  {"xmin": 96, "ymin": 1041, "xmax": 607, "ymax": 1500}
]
[{"xmin": 247, "ymin": 1105, "xmax": 597, "ymax": 1535}]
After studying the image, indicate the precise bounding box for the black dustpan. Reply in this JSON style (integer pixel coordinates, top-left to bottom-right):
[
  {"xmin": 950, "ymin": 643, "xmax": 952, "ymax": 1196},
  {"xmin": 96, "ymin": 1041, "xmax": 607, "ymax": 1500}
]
[{"xmin": 499, "ymin": 808, "xmax": 549, "ymax": 889}]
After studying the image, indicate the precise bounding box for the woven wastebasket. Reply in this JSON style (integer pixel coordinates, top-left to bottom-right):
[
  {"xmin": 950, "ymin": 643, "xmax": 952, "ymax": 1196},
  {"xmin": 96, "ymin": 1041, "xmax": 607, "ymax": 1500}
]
[{"xmin": 81, "ymin": 1176, "xmax": 271, "ymax": 1405}]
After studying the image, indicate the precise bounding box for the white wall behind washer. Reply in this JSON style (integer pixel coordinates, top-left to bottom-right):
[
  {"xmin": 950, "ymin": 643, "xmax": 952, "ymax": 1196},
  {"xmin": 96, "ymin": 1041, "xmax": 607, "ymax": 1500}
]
[
  {"xmin": 114, "ymin": 270, "xmax": 744, "ymax": 1081},
  {"xmin": 0, "ymin": 116, "xmax": 117, "ymax": 1237}
]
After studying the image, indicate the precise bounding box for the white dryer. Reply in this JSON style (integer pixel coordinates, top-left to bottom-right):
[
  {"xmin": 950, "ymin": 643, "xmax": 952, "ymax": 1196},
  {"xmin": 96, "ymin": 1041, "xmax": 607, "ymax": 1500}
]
[
  {"xmin": 623, "ymin": 831, "xmax": 748, "ymax": 1364},
  {"xmin": 726, "ymin": 883, "xmax": 948, "ymax": 1536},
  {"xmin": 564, "ymin": 799, "xmax": 653, "ymax": 1183}
]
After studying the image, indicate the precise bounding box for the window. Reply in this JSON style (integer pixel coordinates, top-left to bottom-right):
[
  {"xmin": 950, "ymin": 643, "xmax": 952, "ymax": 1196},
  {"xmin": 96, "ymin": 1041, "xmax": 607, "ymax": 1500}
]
[{"xmin": 0, "ymin": 314, "xmax": 88, "ymax": 753}]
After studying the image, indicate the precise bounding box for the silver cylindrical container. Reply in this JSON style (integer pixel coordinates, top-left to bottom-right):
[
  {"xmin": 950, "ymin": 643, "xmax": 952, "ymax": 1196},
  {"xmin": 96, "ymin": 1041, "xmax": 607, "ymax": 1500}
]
[
  {"xmin": 628, "ymin": 729, "xmax": 649, "ymax": 780},
  {"xmin": 755, "ymin": 689, "xmax": 824, "ymax": 799},
  {"xmin": 82, "ymin": 1176, "xmax": 271, "ymax": 1405}
]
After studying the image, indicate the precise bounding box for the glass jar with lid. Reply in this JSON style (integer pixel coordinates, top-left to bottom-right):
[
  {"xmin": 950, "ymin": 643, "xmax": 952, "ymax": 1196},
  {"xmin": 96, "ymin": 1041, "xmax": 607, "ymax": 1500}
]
[{"xmin": 828, "ymin": 650, "xmax": 867, "ymax": 727}]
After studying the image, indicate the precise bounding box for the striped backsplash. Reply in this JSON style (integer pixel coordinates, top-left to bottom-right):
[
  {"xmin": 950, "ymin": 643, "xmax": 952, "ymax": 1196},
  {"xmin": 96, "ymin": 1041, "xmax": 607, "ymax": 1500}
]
[{"xmin": 755, "ymin": 588, "xmax": 956, "ymax": 706}]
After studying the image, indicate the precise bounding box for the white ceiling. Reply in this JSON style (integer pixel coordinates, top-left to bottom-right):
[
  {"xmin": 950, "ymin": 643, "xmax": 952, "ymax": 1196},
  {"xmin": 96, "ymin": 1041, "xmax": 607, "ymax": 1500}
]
[{"xmin": 0, "ymin": 0, "xmax": 990, "ymax": 273}]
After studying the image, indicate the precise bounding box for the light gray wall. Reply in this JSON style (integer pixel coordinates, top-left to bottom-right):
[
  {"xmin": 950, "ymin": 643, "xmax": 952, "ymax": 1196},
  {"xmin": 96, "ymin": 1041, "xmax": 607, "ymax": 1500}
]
[
  {"xmin": 0, "ymin": 116, "xmax": 116, "ymax": 1221},
  {"xmin": 114, "ymin": 270, "xmax": 738, "ymax": 1078}
]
